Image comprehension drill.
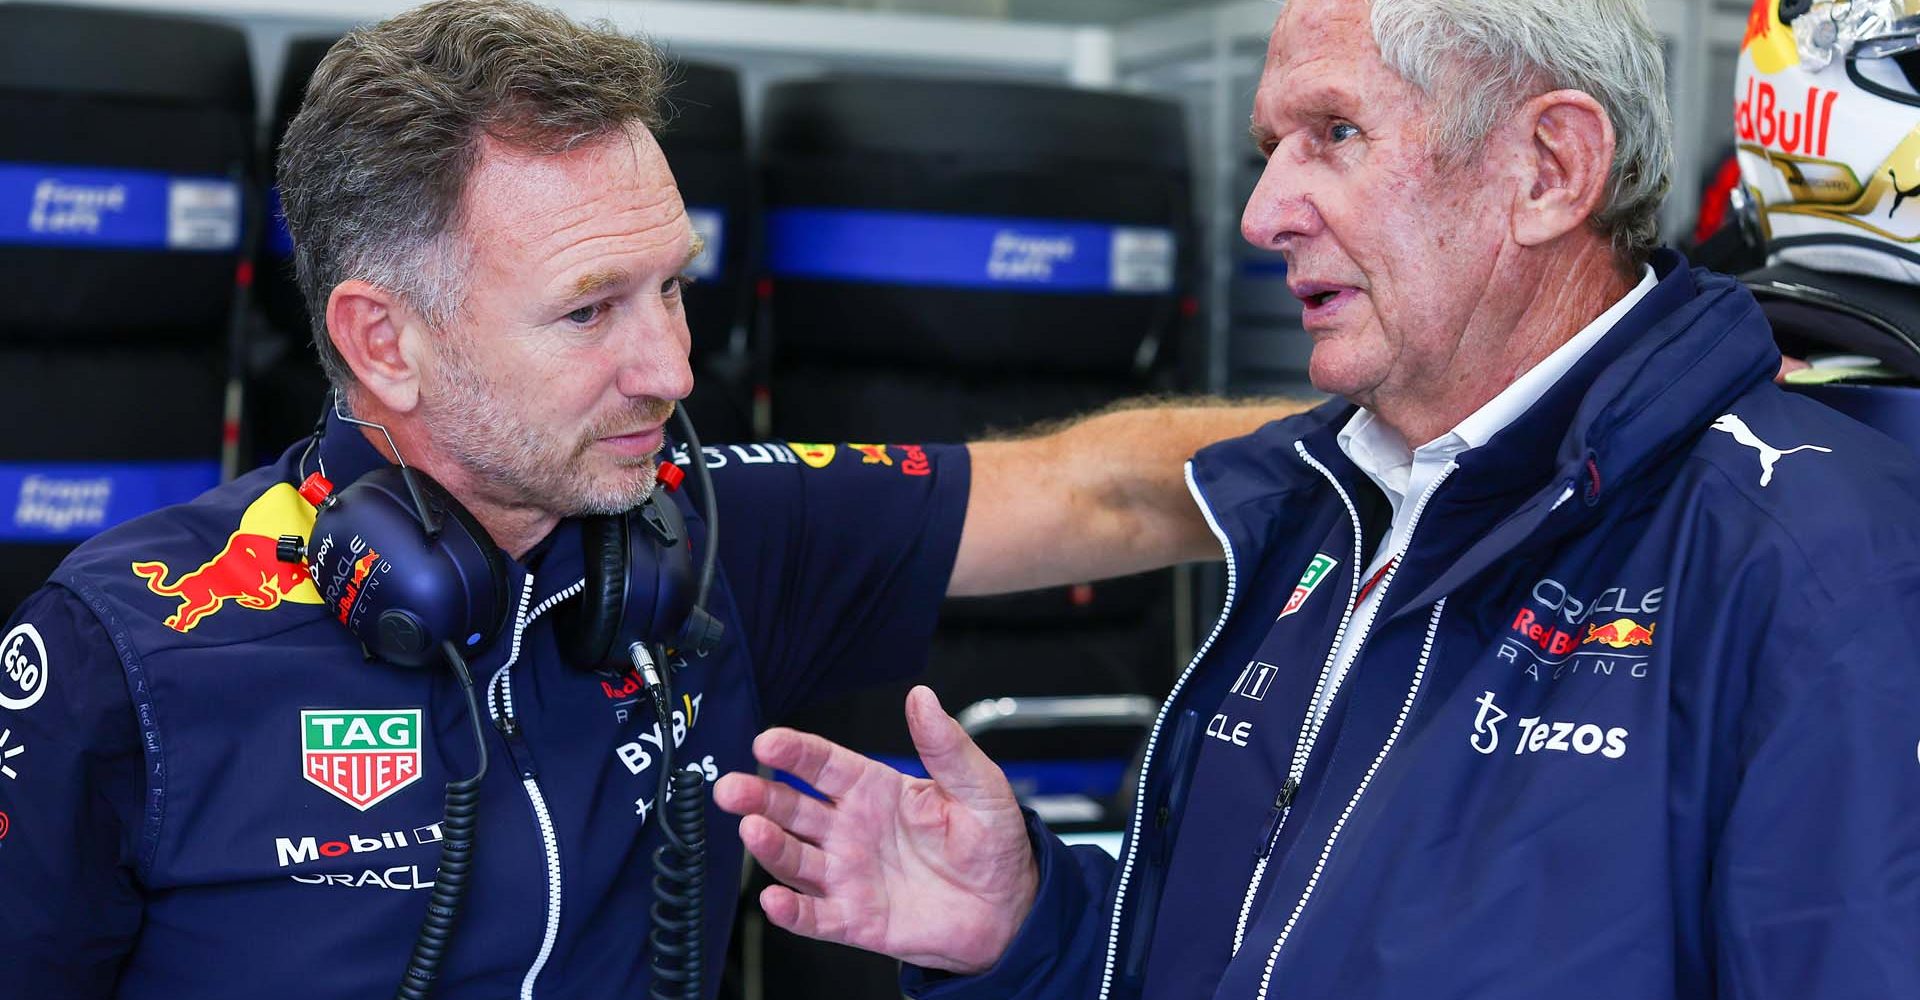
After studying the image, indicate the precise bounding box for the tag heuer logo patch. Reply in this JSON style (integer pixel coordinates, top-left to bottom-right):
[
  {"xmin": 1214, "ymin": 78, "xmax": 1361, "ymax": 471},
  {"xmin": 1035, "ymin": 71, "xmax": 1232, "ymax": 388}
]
[
  {"xmin": 301, "ymin": 710, "xmax": 423, "ymax": 811},
  {"xmin": 1278, "ymin": 554, "xmax": 1339, "ymax": 620}
]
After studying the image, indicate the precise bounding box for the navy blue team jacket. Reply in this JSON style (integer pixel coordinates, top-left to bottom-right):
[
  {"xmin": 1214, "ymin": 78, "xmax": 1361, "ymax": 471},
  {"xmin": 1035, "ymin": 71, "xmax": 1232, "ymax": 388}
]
[
  {"xmin": 908, "ymin": 252, "xmax": 1920, "ymax": 1000},
  {"xmin": 0, "ymin": 414, "xmax": 968, "ymax": 999}
]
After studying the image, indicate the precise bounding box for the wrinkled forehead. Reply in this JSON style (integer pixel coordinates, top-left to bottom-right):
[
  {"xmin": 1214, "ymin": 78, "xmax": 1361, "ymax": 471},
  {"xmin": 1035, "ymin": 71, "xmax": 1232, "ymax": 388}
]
[
  {"xmin": 1265, "ymin": 0, "xmax": 1376, "ymax": 67},
  {"xmin": 1256, "ymin": 0, "xmax": 1411, "ymax": 116}
]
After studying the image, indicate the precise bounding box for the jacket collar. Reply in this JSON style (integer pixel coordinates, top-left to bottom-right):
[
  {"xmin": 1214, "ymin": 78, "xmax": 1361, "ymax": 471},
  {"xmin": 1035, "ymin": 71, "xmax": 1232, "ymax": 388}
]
[
  {"xmin": 1400, "ymin": 252, "xmax": 1780, "ymax": 612},
  {"xmin": 1195, "ymin": 251, "xmax": 1780, "ymax": 611}
]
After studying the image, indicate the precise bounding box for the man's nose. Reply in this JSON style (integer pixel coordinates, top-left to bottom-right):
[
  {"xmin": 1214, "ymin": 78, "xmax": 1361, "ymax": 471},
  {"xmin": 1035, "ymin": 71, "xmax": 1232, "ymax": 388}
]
[
  {"xmin": 1240, "ymin": 155, "xmax": 1320, "ymax": 252},
  {"xmin": 615, "ymin": 307, "xmax": 695, "ymax": 403}
]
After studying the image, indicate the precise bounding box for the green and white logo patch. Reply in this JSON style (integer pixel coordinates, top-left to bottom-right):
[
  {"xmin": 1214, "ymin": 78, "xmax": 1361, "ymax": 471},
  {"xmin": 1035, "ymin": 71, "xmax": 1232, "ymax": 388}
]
[
  {"xmin": 301, "ymin": 709, "xmax": 423, "ymax": 811},
  {"xmin": 1278, "ymin": 553, "xmax": 1339, "ymax": 620}
]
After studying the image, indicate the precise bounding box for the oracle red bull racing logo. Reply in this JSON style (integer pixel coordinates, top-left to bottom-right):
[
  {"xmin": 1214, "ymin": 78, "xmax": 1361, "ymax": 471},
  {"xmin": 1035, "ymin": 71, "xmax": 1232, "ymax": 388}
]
[
  {"xmin": 130, "ymin": 483, "xmax": 323, "ymax": 632},
  {"xmin": 301, "ymin": 709, "xmax": 423, "ymax": 811},
  {"xmin": 1499, "ymin": 578, "xmax": 1662, "ymax": 682},
  {"xmin": 335, "ymin": 549, "xmax": 381, "ymax": 626}
]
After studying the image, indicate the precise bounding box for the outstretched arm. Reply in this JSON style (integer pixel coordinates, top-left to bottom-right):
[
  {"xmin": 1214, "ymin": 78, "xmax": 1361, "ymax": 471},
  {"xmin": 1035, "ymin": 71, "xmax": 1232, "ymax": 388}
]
[{"xmin": 948, "ymin": 397, "xmax": 1310, "ymax": 596}]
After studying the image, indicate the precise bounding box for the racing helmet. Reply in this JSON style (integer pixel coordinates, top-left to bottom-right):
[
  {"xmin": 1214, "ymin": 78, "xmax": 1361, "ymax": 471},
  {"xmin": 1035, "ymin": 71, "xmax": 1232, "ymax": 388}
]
[{"xmin": 1734, "ymin": 0, "xmax": 1920, "ymax": 285}]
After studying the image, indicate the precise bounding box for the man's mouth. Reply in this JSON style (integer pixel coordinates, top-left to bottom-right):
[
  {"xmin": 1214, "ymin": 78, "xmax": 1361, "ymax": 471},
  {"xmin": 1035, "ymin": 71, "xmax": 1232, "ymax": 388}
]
[
  {"xmin": 1290, "ymin": 281, "xmax": 1361, "ymax": 323},
  {"xmin": 598, "ymin": 424, "xmax": 666, "ymax": 457}
]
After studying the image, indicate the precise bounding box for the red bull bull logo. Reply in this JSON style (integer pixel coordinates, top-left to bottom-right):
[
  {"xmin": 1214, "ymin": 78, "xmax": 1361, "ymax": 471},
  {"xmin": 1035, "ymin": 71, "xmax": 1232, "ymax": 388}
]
[
  {"xmin": 130, "ymin": 483, "xmax": 323, "ymax": 632},
  {"xmin": 849, "ymin": 443, "xmax": 893, "ymax": 466},
  {"xmin": 1582, "ymin": 618, "xmax": 1656, "ymax": 650}
]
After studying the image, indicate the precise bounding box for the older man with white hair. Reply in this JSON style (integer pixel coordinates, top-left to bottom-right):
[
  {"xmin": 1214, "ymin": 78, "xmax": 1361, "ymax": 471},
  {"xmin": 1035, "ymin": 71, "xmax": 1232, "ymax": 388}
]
[{"xmin": 713, "ymin": 0, "xmax": 1920, "ymax": 997}]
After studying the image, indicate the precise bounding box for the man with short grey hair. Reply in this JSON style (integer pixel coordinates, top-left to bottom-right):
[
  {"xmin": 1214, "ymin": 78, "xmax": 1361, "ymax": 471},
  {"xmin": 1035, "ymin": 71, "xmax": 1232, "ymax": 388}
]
[{"xmin": 715, "ymin": 1, "xmax": 1920, "ymax": 996}]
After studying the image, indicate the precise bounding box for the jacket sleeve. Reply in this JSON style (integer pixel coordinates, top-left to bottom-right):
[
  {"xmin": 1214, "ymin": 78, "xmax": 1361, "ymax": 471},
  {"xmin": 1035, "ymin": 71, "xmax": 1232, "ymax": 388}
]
[
  {"xmin": 0, "ymin": 585, "xmax": 146, "ymax": 995},
  {"xmin": 901, "ymin": 809, "xmax": 1118, "ymax": 1000},
  {"xmin": 1712, "ymin": 579, "xmax": 1920, "ymax": 998},
  {"xmin": 688, "ymin": 440, "xmax": 971, "ymax": 723}
]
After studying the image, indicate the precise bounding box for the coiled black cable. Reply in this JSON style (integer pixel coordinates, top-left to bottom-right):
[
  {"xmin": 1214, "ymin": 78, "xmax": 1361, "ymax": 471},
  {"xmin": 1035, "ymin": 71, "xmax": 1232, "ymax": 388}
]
[
  {"xmin": 650, "ymin": 768, "xmax": 707, "ymax": 1000},
  {"xmin": 394, "ymin": 640, "xmax": 490, "ymax": 1000},
  {"xmin": 644, "ymin": 649, "xmax": 707, "ymax": 1000}
]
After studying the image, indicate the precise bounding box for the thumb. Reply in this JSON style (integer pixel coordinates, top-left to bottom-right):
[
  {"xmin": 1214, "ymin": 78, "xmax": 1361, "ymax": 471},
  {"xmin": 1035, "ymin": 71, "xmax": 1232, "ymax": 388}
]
[{"xmin": 905, "ymin": 685, "xmax": 1011, "ymax": 811}]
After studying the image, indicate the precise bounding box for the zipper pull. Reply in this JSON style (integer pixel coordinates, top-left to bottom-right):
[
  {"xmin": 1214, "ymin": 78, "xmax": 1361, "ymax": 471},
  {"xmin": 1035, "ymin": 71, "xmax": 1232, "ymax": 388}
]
[
  {"xmin": 489, "ymin": 676, "xmax": 538, "ymax": 779},
  {"xmin": 496, "ymin": 715, "xmax": 538, "ymax": 780},
  {"xmin": 1253, "ymin": 778, "xmax": 1301, "ymax": 859}
]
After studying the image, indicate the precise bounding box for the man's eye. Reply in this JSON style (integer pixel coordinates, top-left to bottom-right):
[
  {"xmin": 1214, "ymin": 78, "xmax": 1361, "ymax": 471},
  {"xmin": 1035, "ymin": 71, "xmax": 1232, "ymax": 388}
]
[
  {"xmin": 663, "ymin": 275, "xmax": 695, "ymax": 297},
  {"xmin": 565, "ymin": 303, "xmax": 603, "ymax": 325},
  {"xmin": 1329, "ymin": 122, "xmax": 1360, "ymax": 143}
]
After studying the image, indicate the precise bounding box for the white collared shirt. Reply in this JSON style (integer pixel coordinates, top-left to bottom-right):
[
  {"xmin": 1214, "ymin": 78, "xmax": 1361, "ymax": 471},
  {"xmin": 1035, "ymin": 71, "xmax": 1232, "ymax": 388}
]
[{"xmin": 1315, "ymin": 265, "xmax": 1657, "ymax": 720}]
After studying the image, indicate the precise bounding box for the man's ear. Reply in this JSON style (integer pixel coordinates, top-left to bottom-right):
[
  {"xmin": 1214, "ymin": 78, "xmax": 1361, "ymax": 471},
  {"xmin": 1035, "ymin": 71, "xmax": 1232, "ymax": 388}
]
[
  {"xmin": 325, "ymin": 279, "xmax": 429, "ymax": 414},
  {"xmin": 1510, "ymin": 89, "xmax": 1616, "ymax": 248}
]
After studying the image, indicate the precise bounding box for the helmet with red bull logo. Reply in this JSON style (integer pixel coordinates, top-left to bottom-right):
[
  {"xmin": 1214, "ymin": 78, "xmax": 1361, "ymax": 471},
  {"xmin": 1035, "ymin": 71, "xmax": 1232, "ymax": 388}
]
[{"xmin": 1734, "ymin": 0, "xmax": 1920, "ymax": 285}]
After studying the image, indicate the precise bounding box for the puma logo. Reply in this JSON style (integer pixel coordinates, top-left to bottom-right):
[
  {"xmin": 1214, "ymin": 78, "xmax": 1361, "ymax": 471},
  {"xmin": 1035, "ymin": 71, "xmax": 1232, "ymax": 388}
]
[
  {"xmin": 1892, "ymin": 168, "xmax": 1920, "ymax": 218},
  {"xmin": 1710, "ymin": 413, "xmax": 1831, "ymax": 487}
]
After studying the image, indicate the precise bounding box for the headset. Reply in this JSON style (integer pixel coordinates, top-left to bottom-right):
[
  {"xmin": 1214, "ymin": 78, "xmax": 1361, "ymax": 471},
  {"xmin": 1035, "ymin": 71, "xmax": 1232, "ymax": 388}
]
[{"xmin": 278, "ymin": 394, "xmax": 723, "ymax": 1000}]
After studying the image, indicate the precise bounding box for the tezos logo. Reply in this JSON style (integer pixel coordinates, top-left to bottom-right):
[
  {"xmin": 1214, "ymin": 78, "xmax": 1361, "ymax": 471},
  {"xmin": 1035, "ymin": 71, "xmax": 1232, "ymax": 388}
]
[
  {"xmin": 1468, "ymin": 691, "xmax": 1628, "ymax": 760},
  {"xmin": 301, "ymin": 709, "xmax": 423, "ymax": 810},
  {"xmin": 1, "ymin": 623, "xmax": 48, "ymax": 711}
]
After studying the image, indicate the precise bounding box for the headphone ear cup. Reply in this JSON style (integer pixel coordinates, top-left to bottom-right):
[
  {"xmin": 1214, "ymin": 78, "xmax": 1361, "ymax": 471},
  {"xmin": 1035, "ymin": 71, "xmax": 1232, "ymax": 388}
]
[
  {"xmin": 555, "ymin": 513, "xmax": 631, "ymax": 671},
  {"xmin": 306, "ymin": 466, "xmax": 512, "ymax": 668},
  {"xmin": 415, "ymin": 470, "xmax": 511, "ymax": 642}
]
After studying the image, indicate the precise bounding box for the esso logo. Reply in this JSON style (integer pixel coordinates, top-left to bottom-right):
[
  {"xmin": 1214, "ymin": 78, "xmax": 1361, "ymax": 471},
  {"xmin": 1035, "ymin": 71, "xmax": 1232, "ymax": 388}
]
[{"xmin": 0, "ymin": 624, "xmax": 48, "ymax": 711}]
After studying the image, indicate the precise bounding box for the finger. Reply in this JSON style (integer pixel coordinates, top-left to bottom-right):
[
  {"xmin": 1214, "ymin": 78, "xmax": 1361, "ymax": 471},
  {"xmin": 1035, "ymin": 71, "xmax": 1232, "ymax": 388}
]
[
  {"xmin": 905, "ymin": 686, "xmax": 1012, "ymax": 810},
  {"xmin": 713, "ymin": 772, "xmax": 835, "ymax": 842},
  {"xmin": 740, "ymin": 814, "xmax": 832, "ymax": 895},
  {"xmin": 760, "ymin": 884, "xmax": 850, "ymax": 946},
  {"xmin": 752, "ymin": 727, "xmax": 876, "ymax": 800},
  {"xmin": 711, "ymin": 771, "xmax": 759, "ymax": 815}
]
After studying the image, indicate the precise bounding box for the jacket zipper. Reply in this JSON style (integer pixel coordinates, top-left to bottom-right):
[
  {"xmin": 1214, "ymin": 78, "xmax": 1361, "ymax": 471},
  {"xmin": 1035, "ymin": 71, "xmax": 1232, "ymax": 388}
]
[
  {"xmin": 1243, "ymin": 455, "xmax": 1457, "ymax": 1000},
  {"xmin": 1228, "ymin": 441, "xmax": 1370, "ymax": 954},
  {"xmin": 1098, "ymin": 463, "xmax": 1239, "ymax": 1000},
  {"xmin": 483, "ymin": 574, "xmax": 584, "ymax": 1000},
  {"xmin": 1255, "ymin": 597, "xmax": 1447, "ymax": 1000}
]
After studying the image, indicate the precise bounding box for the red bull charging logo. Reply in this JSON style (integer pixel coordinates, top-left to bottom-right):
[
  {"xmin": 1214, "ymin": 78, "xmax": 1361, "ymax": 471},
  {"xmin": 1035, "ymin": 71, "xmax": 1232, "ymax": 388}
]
[
  {"xmin": 130, "ymin": 483, "xmax": 324, "ymax": 632},
  {"xmin": 1582, "ymin": 618, "xmax": 1655, "ymax": 650}
]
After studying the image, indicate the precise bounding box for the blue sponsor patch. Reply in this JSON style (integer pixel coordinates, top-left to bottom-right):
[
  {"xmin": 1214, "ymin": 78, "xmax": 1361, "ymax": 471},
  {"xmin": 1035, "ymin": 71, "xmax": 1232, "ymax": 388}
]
[
  {"xmin": 768, "ymin": 207, "xmax": 1175, "ymax": 294},
  {"xmin": 0, "ymin": 461, "xmax": 221, "ymax": 542},
  {"xmin": 0, "ymin": 162, "xmax": 240, "ymax": 252}
]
